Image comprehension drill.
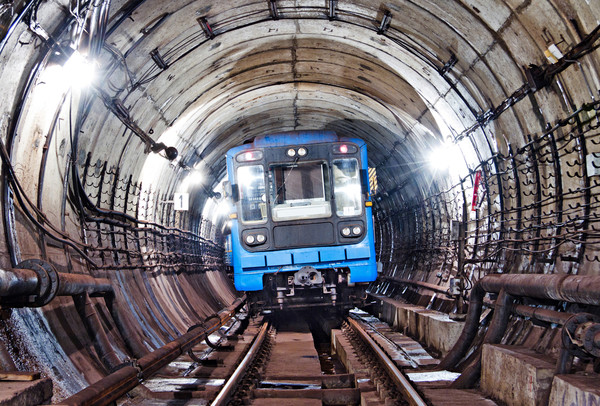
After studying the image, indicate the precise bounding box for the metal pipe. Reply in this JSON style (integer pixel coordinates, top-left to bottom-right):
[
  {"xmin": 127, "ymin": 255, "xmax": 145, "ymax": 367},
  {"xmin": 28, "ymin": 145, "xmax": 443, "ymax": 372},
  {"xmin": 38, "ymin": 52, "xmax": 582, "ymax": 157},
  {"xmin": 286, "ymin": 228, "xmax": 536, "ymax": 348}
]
[
  {"xmin": 57, "ymin": 273, "xmax": 112, "ymax": 296},
  {"xmin": 479, "ymin": 274, "xmax": 600, "ymax": 305},
  {"xmin": 485, "ymin": 298, "xmax": 572, "ymax": 325},
  {"xmin": 104, "ymin": 293, "xmax": 148, "ymax": 358},
  {"xmin": 436, "ymin": 283, "xmax": 485, "ymax": 371},
  {"xmin": 0, "ymin": 266, "xmax": 113, "ymax": 304},
  {"xmin": 211, "ymin": 321, "xmax": 270, "ymax": 406},
  {"xmin": 439, "ymin": 274, "xmax": 600, "ymax": 371},
  {"xmin": 58, "ymin": 296, "xmax": 245, "ymax": 406},
  {"xmin": 382, "ymin": 276, "xmax": 449, "ymax": 295},
  {"xmin": 450, "ymin": 289, "xmax": 514, "ymax": 388},
  {"xmin": 0, "ymin": 268, "xmax": 38, "ymax": 296},
  {"xmin": 347, "ymin": 317, "xmax": 427, "ymax": 406},
  {"xmin": 73, "ymin": 292, "xmax": 122, "ymax": 370}
]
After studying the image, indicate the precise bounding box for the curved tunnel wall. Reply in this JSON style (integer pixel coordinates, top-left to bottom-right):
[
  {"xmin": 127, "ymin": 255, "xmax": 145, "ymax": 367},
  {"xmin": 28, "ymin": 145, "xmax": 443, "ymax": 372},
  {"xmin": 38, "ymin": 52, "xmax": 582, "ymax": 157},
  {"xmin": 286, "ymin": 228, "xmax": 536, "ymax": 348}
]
[{"xmin": 0, "ymin": 0, "xmax": 597, "ymax": 400}]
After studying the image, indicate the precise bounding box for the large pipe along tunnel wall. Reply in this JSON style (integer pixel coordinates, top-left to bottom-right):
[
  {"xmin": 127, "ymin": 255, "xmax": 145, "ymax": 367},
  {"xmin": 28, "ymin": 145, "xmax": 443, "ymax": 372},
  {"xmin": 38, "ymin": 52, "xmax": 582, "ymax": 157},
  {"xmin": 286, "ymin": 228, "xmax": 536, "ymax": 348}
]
[{"xmin": 0, "ymin": 0, "xmax": 597, "ymax": 402}]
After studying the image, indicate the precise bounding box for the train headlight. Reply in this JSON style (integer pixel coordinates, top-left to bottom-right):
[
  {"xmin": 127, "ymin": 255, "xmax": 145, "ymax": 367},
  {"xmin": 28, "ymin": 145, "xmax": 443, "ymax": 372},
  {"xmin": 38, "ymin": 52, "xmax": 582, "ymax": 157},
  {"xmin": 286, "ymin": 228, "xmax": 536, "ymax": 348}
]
[
  {"xmin": 297, "ymin": 147, "xmax": 307, "ymax": 157},
  {"xmin": 341, "ymin": 224, "xmax": 363, "ymax": 238},
  {"xmin": 243, "ymin": 231, "xmax": 267, "ymax": 246},
  {"xmin": 287, "ymin": 148, "xmax": 296, "ymax": 157}
]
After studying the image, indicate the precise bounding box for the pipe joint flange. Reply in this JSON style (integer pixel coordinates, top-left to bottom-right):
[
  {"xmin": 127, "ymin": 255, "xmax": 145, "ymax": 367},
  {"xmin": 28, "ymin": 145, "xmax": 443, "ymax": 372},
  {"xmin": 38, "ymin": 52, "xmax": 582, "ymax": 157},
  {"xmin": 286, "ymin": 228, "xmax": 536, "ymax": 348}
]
[
  {"xmin": 16, "ymin": 259, "xmax": 59, "ymax": 307},
  {"xmin": 562, "ymin": 313, "xmax": 600, "ymax": 358},
  {"xmin": 110, "ymin": 359, "xmax": 142, "ymax": 380},
  {"xmin": 582, "ymin": 323, "xmax": 600, "ymax": 357}
]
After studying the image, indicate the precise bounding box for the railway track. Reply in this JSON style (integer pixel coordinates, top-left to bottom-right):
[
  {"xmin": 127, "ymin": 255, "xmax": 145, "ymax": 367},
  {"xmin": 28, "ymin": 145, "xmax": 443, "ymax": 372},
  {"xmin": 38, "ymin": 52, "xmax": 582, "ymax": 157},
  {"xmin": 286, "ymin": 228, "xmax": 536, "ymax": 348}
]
[{"xmin": 115, "ymin": 308, "xmax": 432, "ymax": 406}]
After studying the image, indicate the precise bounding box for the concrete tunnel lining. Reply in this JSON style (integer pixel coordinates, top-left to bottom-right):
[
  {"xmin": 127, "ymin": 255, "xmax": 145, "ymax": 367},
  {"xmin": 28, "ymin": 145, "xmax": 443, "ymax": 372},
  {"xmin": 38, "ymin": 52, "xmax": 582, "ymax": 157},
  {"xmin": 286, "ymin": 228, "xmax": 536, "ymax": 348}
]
[{"xmin": 0, "ymin": 0, "xmax": 597, "ymax": 402}]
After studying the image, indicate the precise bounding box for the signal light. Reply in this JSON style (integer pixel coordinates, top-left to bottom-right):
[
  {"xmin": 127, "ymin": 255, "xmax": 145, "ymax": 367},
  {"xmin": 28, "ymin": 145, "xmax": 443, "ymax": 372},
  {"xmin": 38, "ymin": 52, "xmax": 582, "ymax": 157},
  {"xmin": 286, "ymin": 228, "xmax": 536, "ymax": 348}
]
[
  {"xmin": 333, "ymin": 143, "xmax": 357, "ymax": 154},
  {"xmin": 236, "ymin": 150, "xmax": 263, "ymax": 162}
]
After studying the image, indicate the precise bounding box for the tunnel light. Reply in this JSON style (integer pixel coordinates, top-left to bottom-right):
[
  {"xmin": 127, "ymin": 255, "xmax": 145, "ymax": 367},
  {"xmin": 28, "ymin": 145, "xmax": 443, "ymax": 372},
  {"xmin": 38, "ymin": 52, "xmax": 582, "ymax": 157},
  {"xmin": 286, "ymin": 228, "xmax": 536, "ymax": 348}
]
[
  {"xmin": 63, "ymin": 51, "xmax": 96, "ymax": 89},
  {"xmin": 428, "ymin": 140, "xmax": 462, "ymax": 173}
]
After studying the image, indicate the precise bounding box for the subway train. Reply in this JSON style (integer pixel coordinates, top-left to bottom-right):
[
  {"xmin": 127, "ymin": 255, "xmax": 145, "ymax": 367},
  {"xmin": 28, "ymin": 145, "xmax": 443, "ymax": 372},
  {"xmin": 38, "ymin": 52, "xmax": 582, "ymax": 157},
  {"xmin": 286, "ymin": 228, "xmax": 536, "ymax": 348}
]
[{"xmin": 224, "ymin": 131, "xmax": 377, "ymax": 311}]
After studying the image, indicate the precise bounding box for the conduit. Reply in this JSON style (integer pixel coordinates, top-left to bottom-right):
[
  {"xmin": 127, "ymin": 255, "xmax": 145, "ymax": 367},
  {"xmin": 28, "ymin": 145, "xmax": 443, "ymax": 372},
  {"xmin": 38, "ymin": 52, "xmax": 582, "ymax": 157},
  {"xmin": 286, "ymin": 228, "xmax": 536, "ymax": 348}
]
[
  {"xmin": 0, "ymin": 261, "xmax": 112, "ymax": 307},
  {"xmin": 438, "ymin": 274, "xmax": 600, "ymax": 372},
  {"xmin": 450, "ymin": 289, "xmax": 513, "ymax": 388},
  {"xmin": 73, "ymin": 292, "xmax": 122, "ymax": 371}
]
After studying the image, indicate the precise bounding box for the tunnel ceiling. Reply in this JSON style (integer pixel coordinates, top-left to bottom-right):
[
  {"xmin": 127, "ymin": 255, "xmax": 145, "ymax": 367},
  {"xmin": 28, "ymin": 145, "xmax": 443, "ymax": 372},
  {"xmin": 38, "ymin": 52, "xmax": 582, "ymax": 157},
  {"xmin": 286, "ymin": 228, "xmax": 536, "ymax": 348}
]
[
  {"xmin": 0, "ymin": 0, "xmax": 597, "ymax": 261},
  {"xmin": 13, "ymin": 0, "xmax": 598, "ymax": 211}
]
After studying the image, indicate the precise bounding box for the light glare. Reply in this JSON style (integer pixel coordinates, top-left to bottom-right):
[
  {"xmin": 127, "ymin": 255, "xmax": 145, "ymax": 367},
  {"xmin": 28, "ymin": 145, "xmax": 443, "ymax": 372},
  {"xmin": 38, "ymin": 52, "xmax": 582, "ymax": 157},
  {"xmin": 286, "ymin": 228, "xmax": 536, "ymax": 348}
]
[
  {"xmin": 63, "ymin": 51, "xmax": 96, "ymax": 88},
  {"xmin": 429, "ymin": 141, "xmax": 462, "ymax": 172}
]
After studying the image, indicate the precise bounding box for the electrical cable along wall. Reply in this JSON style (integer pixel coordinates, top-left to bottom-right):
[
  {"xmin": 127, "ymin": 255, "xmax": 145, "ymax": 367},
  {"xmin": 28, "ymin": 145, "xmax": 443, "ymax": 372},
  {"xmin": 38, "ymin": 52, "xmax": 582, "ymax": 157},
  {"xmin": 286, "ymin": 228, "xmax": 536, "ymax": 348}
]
[
  {"xmin": 375, "ymin": 100, "xmax": 600, "ymax": 293},
  {"xmin": 76, "ymin": 153, "xmax": 224, "ymax": 271}
]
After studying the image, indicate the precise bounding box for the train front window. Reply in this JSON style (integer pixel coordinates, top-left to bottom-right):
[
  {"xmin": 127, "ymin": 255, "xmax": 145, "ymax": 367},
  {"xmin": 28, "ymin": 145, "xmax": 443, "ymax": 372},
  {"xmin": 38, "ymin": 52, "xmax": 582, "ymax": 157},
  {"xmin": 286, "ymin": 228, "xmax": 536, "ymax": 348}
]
[
  {"xmin": 269, "ymin": 161, "xmax": 332, "ymax": 221},
  {"xmin": 237, "ymin": 165, "xmax": 267, "ymax": 223},
  {"xmin": 332, "ymin": 159, "xmax": 362, "ymax": 217}
]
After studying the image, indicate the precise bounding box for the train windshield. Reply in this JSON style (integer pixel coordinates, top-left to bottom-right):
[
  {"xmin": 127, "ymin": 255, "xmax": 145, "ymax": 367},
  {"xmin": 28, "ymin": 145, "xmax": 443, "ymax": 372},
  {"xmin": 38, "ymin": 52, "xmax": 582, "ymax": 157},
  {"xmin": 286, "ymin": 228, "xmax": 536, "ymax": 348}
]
[
  {"xmin": 237, "ymin": 165, "xmax": 267, "ymax": 223},
  {"xmin": 269, "ymin": 161, "xmax": 332, "ymax": 221},
  {"xmin": 332, "ymin": 159, "xmax": 363, "ymax": 217}
]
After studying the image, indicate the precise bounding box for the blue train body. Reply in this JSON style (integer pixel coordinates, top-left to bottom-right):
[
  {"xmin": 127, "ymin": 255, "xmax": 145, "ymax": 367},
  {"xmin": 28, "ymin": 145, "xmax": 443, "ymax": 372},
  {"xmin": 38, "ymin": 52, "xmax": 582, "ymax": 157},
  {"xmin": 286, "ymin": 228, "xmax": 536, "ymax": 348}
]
[{"xmin": 225, "ymin": 131, "xmax": 377, "ymax": 310}]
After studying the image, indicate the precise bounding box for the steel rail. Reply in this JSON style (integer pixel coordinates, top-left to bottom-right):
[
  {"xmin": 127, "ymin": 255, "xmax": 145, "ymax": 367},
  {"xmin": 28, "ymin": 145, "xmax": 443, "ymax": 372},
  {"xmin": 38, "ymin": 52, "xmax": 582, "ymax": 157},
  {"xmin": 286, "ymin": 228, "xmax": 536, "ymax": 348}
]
[
  {"xmin": 210, "ymin": 320, "xmax": 270, "ymax": 406},
  {"xmin": 347, "ymin": 316, "xmax": 427, "ymax": 406},
  {"xmin": 57, "ymin": 296, "xmax": 246, "ymax": 406}
]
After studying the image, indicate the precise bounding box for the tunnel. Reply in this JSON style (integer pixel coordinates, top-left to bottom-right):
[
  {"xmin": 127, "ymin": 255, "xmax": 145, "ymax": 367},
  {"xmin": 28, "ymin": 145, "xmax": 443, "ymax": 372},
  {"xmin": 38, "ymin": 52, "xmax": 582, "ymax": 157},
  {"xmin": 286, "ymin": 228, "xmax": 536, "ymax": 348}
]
[{"xmin": 0, "ymin": 0, "xmax": 598, "ymax": 405}]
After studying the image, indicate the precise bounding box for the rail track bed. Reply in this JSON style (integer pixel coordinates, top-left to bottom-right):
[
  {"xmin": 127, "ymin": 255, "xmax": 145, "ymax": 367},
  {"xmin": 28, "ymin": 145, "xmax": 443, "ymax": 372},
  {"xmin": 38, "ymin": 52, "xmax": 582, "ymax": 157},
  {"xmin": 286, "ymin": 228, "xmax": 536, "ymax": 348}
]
[{"xmin": 117, "ymin": 308, "xmax": 496, "ymax": 405}]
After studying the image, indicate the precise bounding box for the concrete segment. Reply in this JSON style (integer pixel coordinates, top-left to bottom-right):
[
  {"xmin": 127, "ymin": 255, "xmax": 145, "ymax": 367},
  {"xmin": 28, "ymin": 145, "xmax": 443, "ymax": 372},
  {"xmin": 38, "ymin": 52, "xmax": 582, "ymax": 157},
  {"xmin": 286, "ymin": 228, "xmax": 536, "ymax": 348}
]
[
  {"xmin": 374, "ymin": 296, "xmax": 464, "ymax": 356},
  {"xmin": 0, "ymin": 378, "xmax": 52, "ymax": 406},
  {"xmin": 548, "ymin": 374, "xmax": 600, "ymax": 406},
  {"xmin": 481, "ymin": 344, "xmax": 555, "ymax": 406}
]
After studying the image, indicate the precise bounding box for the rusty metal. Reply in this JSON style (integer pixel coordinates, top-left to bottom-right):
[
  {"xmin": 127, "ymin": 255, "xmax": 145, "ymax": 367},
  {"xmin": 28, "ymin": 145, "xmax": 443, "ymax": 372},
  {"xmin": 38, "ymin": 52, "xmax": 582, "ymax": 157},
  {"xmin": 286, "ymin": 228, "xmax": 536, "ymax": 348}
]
[
  {"xmin": 58, "ymin": 296, "xmax": 245, "ymax": 406},
  {"xmin": 451, "ymin": 289, "xmax": 514, "ymax": 388},
  {"xmin": 439, "ymin": 274, "xmax": 600, "ymax": 372},
  {"xmin": 436, "ymin": 281, "xmax": 485, "ymax": 371},
  {"xmin": 484, "ymin": 298, "xmax": 572, "ymax": 325},
  {"xmin": 0, "ymin": 267, "xmax": 38, "ymax": 296},
  {"xmin": 0, "ymin": 260, "xmax": 113, "ymax": 307},
  {"xmin": 211, "ymin": 320, "xmax": 270, "ymax": 406},
  {"xmin": 478, "ymin": 274, "xmax": 600, "ymax": 305},
  {"xmin": 104, "ymin": 292, "xmax": 148, "ymax": 359},
  {"xmin": 73, "ymin": 292, "xmax": 122, "ymax": 370},
  {"xmin": 347, "ymin": 316, "xmax": 427, "ymax": 406},
  {"xmin": 382, "ymin": 276, "xmax": 448, "ymax": 295},
  {"xmin": 56, "ymin": 273, "xmax": 112, "ymax": 296}
]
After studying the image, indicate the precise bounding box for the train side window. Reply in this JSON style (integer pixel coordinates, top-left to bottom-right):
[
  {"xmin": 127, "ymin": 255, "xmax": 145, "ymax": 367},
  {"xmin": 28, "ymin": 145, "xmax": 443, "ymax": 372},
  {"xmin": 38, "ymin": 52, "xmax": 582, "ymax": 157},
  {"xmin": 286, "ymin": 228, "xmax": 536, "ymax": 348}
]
[
  {"xmin": 236, "ymin": 165, "xmax": 267, "ymax": 223},
  {"xmin": 332, "ymin": 159, "xmax": 362, "ymax": 217}
]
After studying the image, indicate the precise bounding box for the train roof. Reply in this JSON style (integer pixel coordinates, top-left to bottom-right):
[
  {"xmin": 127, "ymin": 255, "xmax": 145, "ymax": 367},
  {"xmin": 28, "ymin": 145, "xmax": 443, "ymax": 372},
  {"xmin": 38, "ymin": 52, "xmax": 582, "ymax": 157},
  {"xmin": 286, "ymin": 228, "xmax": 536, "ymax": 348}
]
[{"xmin": 226, "ymin": 131, "xmax": 366, "ymax": 157}]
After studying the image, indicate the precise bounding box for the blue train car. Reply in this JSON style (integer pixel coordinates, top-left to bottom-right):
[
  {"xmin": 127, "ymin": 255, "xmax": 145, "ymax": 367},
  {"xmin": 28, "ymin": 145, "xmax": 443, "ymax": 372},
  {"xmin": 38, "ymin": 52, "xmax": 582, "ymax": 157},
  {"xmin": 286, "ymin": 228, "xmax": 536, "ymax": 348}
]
[{"xmin": 225, "ymin": 131, "xmax": 377, "ymax": 310}]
